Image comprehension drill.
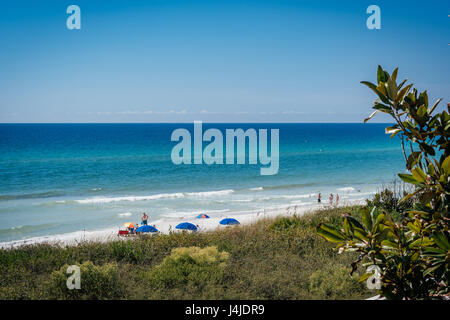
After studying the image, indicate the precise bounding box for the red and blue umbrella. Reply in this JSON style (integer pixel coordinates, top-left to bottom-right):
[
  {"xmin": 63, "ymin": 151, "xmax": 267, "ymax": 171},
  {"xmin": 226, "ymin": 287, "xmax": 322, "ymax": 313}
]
[{"xmin": 196, "ymin": 214, "xmax": 210, "ymax": 219}]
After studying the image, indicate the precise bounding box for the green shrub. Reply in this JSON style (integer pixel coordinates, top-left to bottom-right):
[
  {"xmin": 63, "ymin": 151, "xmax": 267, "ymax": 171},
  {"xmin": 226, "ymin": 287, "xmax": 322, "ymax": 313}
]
[
  {"xmin": 309, "ymin": 264, "xmax": 365, "ymax": 299},
  {"xmin": 269, "ymin": 216, "xmax": 303, "ymax": 232},
  {"xmin": 146, "ymin": 246, "xmax": 229, "ymax": 289},
  {"xmin": 47, "ymin": 261, "xmax": 122, "ymax": 299},
  {"xmin": 366, "ymin": 188, "xmax": 412, "ymax": 216},
  {"xmin": 0, "ymin": 206, "xmax": 374, "ymax": 300}
]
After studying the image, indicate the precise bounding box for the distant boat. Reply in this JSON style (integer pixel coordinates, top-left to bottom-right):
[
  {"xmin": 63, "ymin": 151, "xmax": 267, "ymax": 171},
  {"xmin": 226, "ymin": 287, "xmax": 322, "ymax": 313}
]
[{"xmin": 219, "ymin": 218, "xmax": 240, "ymax": 225}]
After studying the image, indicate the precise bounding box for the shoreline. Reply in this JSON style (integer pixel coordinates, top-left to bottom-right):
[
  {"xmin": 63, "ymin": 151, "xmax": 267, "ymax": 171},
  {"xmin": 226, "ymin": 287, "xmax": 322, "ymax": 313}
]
[{"xmin": 0, "ymin": 199, "xmax": 365, "ymax": 250}]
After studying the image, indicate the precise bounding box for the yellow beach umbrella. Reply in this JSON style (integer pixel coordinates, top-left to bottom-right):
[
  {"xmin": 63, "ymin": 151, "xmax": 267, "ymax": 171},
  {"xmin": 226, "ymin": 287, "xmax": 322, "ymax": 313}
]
[{"xmin": 123, "ymin": 222, "xmax": 136, "ymax": 229}]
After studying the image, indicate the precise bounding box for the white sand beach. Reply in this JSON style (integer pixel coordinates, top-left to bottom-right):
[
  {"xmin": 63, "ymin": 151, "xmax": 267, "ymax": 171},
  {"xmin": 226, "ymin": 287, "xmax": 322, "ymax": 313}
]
[{"xmin": 0, "ymin": 199, "xmax": 365, "ymax": 249}]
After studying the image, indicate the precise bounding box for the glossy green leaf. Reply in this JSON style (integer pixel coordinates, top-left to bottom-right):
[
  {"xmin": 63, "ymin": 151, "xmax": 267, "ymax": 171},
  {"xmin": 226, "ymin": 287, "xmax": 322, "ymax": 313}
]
[
  {"xmin": 364, "ymin": 110, "xmax": 379, "ymax": 123},
  {"xmin": 361, "ymin": 81, "xmax": 390, "ymax": 104},
  {"xmin": 391, "ymin": 68, "xmax": 398, "ymax": 82},
  {"xmin": 406, "ymin": 222, "xmax": 420, "ymax": 233},
  {"xmin": 430, "ymin": 98, "xmax": 442, "ymax": 114},
  {"xmin": 397, "ymin": 78, "xmax": 407, "ymax": 90},
  {"xmin": 442, "ymin": 155, "xmax": 450, "ymax": 175},
  {"xmin": 361, "ymin": 207, "xmax": 372, "ymax": 231},
  {"xmin": 433, "ymin": 232, "xmax": 450, "ymax": 251},
  {"xmin": 317, "ymin": 224, "xmax": 346, "ymax": 243},
  {"xmin": 358, "ymin": 271, "xmax": 375, "ymax": 283},
  {"xmin": 377, "ymin": 65, "xmax": 387, "ymax": 84},
  {"xmin": 398, "ymin": 173, "xmax": 420, "ymax": 185},
  {"xmin": 387, "ymin": 77, "xmax": 397, "ymax": 100},
  {"xmin": 381, "ymin": 240, "xmax": 398, "ymax": 249},
  {"xmin": 411, "ymin": 167, "xmax": 427, "ymax": 183}
]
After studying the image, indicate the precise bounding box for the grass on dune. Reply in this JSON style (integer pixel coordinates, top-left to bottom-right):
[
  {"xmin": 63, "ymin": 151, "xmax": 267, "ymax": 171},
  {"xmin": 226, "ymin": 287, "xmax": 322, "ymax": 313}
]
[{"xmin": 0, "ymin": 206, "xmax": 374, "ymax": 300}]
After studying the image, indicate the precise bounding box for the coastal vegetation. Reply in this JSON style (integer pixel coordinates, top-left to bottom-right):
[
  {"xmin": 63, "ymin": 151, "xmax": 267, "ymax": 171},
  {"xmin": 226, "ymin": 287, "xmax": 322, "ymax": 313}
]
[
  {"xmin": 0, "ymin": 206, "xmax": 373, "ymax": 300},
  {"xmin": 317, "ymin": 66, "xmax": 449, "ymax": 299}
]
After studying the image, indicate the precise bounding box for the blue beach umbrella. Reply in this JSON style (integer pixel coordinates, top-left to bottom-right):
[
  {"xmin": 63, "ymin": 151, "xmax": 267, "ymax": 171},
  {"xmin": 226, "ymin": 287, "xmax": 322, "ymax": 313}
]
[
  {"xmin": 136, "ymin": 225, "xmax": 158, "ymax": 233},
  {"xmin": 176, "ymin": 222, "xmax": 198, "ymax": 231},
  {"xmin": 219, "ymin": 218, "xmax": 240, "ymax": 225},
  {"xmin": 196, "ymin": 214, "xmax": 210, "ymax": 219}
]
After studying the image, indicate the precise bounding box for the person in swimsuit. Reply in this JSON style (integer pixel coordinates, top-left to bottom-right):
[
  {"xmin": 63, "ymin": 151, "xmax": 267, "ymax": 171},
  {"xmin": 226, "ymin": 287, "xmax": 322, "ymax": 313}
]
[
  {"xmin": 318, "ymin": 193, "xmax": 321, "ymax": 203},
  {"xmin": 329, "ymin": 193, "xmax": 333, "ymax": 206},
  {"xmin": 336, "ymin": 194, "xmax": 339, "ymax": 206},
  {"xmin": 142, "ymin": 212, "xmax": 148, "ymax": 225}
]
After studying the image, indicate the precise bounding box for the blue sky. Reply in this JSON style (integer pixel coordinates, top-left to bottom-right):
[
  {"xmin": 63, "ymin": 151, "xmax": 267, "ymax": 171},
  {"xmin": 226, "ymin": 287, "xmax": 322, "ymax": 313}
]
[{"xmin": 0, "ymin": 0, "xmax": 449, "ymax": 123}]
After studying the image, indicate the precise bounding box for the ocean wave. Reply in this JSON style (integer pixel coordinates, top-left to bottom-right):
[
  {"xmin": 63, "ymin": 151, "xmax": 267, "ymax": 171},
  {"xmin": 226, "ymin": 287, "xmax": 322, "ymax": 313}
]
[
  {"xmin": 75, "ymin": 193, "xmax": 185, "ymax": 204},
  {"xmin": 249, "ymin": 187, "xmax": 264, "ymax": 191},
  {"xmin": 337, "ymin": 187, "xmax": 355, "ymax": 192},
  {"xmin": 118, "ymin": 212, "xmax": 132, "ymax": 217},
  {"xmin": 0, "ymin": 227, "xmax": 118, "ymax": 249},
  {"xmin": 161, "ymin": 209, "xmax": 230, "ymax": 218},
  {"xmin": 262, "ymin": 183, "xmax": 316, "ymax": 191},
  {"xmin": 348, "ymin": 191, "xmax": 376, "ymax": 197},
  {"xmin": 0, "ymin": 223, "xmax": 59, "ymax": 236},
  {"xmin": 256, "ymin": 193, "xmax": 315, "ymax": 201},
  {"xmin": 0, "ymin": 191, "xmax": 64, "ymax": 202},
  {"xmin": 74, "ymin": 189, "xmax": 234, "ymax": 204},
  {"xmin": 185, "ymin": 190, "xmax": 234, "ymax": 197},
  {"xmin": 281, "ymin": 193, "xmax": 316, "ymax": 199},
  {"xmin": 289, "ymin": 201, "xmax": 315, "ymax": 206}
]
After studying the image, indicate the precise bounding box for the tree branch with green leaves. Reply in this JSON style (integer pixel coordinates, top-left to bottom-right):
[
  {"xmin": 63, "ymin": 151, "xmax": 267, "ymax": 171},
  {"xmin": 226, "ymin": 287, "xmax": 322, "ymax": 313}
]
[{"xmin": 317, "ymin": 66, "xmax": 449, "ymax": 300}]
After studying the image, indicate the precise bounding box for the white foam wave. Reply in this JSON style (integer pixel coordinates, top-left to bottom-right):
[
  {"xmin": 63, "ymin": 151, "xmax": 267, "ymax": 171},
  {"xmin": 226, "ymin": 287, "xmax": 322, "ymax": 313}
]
[
  {"xmin": 337, "ymin": 187, "xmax": 355, "ymax": 192},
  {"xmin": 161, "ymin": 209, "xmax": 230, "ymax": 218},
  {"xmin": 75, "ymin": 189, "xmax": 234, "ymax": 204},
  {"xmin": 118, "ymin": 212, "xmax": 132, "ymax": 217},
  {"xmin": 281, "ymin": 193, "xmax": 315, "ymax": 199},
  {"xmin": 348, "ymin": 191, "xmax": 376, "ymax": 196},
  {"xmin": 75, "ymin": 193, "xmax": 185, "ymax": 204},
  {"xmin": 258, "ymin": 194, "xmax": 315, "ymax": 201},
  {"xmin": 290, "ymin": 201, "xmax": 314, "ymax": 206},
  {"xmin": 185, "ymin": 189, "xmax": 234, "ymax": 197},
  {"xmin": 249, "ymin": 187, "xmax": 263, "ymax": 191}
]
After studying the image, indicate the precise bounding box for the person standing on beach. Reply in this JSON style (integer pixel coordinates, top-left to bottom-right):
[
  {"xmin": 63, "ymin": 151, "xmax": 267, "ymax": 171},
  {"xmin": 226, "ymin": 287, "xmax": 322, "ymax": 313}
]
[
  {"xmin": 142, "ymin": 212, "xmax": 148, "ymax": 225},
  {"xmin": 329, "ymin": 193, "xmax": 333, "ymax": 206},
  {"xmin": 318, "ymin": 193, "xmax": 321, "ymax": 203},
  {"xmin": 336, "ymin": 194, "xmax": 339, "ymax": 207}
]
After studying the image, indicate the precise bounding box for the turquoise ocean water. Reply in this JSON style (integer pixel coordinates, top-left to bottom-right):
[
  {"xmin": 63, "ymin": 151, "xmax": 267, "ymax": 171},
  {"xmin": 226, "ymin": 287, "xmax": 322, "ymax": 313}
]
[{"xmin": 0, "ymin": 123, "xmax": 405, "ymax": 243}]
